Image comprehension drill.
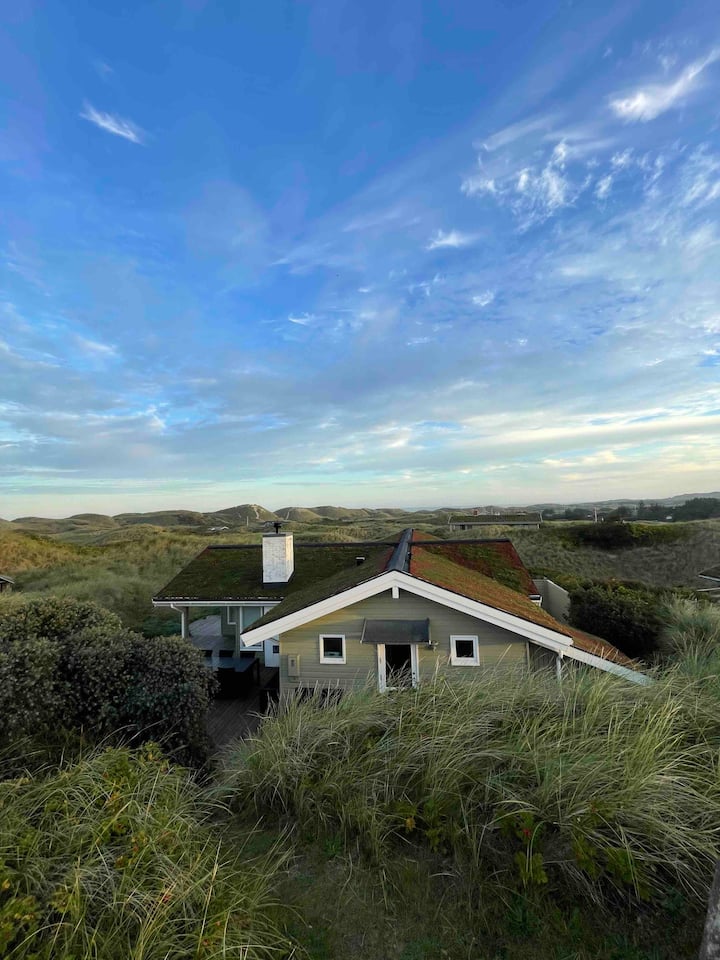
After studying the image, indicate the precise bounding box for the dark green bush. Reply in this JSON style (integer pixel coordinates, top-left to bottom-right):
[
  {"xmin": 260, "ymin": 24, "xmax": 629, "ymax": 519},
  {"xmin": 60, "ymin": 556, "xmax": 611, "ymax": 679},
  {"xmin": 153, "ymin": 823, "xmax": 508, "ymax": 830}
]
[
  {"xmin": 0, "ymin": 595, "xmax": 122, "ymax": 643},
  {"xmin": 558, "ymin": 523, "xmax": 689, "ymax": 551},
  {"xmin": 0, "ymin": 598, "xmax": 215, "ymax": 763},
  {"xmin": 568, "ymin": 582, "xmax": 663, "ymax": 659}
]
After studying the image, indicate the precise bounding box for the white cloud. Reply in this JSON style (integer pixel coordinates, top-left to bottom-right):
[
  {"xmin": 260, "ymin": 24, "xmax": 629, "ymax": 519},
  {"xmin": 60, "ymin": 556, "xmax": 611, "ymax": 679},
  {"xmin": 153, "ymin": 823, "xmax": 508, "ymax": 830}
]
[
  {"xmin": 595, "ymin": 174, "xmax": 613, "ymax": 199},
  {"xmin": 611, "ymin": 149, "xmax": 633, "ymax": 169},
  {"xmin": 680, "ymin": 149, "xmax": 720, "ymax": 207},
  {"xmin": 461, "ymin": 175, "xmax": 496, "ymax": 197},
  {"xmin": 80, "ymin": 103, "xmax": 144, "ymax": 143},
  {"xmin": 609, "ymin": 49, "xmax": 720, "ymax": 122},
  {"xmin": 288, "ymin": 312, "xmax": 316, "ymax": 326},
  {"xmin": 426, "ymin": 229, "xmax": 475, "ymax": 250},
  {"xmin": 472, "ymin": 290, "xmax": 495, "ymax": 307},
  {"xmin": 75, "ymin": 336, "xmax": 117, "ymax": 357}
]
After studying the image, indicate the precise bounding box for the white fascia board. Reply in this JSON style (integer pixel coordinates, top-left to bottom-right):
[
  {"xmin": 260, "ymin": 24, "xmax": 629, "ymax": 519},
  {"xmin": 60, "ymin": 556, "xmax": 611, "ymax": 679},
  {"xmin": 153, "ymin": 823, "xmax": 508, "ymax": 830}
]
[
  {"xmin": 240, "ymin": 570, "xmax": 574, "ymax": 650},
  {"xmin": 240, "ymin": 572, "xmax": 400, "ymax": 645},
  {"xmin": 554, "ymin": 644, "xmax": 650, "ymax": 684},
  {"xmin": 153, "ymin": 599, "xmax": 278, "ymax": 608}
]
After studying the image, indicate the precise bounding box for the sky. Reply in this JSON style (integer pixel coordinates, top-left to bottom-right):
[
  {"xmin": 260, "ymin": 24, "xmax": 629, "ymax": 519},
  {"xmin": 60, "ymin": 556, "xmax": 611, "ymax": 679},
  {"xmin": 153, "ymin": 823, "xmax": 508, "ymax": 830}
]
[{"xmin": 1, "ymin": 0, "xmax": 720, "ymax": 518}]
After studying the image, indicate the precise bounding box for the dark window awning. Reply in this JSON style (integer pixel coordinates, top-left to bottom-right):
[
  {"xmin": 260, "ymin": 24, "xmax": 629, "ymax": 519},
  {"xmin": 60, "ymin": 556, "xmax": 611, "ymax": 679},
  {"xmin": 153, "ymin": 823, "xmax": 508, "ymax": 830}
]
[{"xmin": 361, "ymin": 619, "xmax": 430, "ymax": 645}]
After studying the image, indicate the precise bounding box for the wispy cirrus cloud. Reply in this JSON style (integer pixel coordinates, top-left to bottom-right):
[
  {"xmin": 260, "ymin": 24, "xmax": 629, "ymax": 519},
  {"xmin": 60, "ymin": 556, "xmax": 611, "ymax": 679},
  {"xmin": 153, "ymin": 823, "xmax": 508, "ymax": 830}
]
[
  {"xmin": 609, "ymin": 48, "xmax": 719, "ymax": 122},
  {"xmin": 426, "ymin": 228, "xmax": 475, "ymax": 250},
  {"xmin": 472, "ymin": 290, "xmax": 495, "ymax": 307},
  {"xmin": 80, "ymin": 102, "xmax": 144, "ymax": 143},
  {"xmin": 75, "ymin": 336, "xmax": 118, "ymax": 357}
]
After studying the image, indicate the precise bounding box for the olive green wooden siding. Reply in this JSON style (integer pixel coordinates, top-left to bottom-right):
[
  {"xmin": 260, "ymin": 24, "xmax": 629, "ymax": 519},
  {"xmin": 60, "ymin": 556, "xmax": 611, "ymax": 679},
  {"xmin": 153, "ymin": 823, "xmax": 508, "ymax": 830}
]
[
  {"xmin": 529, "ymin": 643, "xmax": 557, "ymax": 673},
  {"xmin": 278, "ymin": 588, "xmax": 529, "ymax": 693}
]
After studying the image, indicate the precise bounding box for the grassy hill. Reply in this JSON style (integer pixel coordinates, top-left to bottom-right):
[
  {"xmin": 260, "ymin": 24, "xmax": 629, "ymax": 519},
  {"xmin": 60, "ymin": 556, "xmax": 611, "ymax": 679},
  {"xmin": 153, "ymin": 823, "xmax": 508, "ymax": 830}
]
[
  {"xmin": 506, "ymin": 520, "xmax": 720, "ymax": 587},
  {"xmin": 275, "ymin": 506, "xmax": 323, "ymax": 522}
]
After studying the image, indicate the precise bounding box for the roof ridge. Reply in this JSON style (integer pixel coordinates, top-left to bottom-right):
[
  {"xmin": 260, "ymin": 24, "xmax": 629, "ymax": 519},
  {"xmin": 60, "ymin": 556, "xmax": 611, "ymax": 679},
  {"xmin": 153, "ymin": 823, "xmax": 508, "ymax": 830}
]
[{"xmin": 387, "ymin": 528, "xmax": 413, "ymax": 572}]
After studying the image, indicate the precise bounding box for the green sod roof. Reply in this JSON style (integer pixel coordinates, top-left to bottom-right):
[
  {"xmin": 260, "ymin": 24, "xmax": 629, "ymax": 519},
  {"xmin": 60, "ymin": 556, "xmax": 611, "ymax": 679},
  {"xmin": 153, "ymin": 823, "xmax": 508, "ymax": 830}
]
[{"xmin": 154, "ymin": 542, "xmax": 397, "ymax": 602}]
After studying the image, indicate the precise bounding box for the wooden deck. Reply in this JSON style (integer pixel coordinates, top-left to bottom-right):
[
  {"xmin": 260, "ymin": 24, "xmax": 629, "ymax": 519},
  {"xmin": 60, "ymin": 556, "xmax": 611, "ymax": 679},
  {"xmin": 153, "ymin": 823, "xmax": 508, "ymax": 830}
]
[
  {"xmin": 189, "ymin": 616, "xmax": 279, "ymax": 749},
  {"xmin": 207, "ymin": 665, "xmax": 278, "ymax": 748}
]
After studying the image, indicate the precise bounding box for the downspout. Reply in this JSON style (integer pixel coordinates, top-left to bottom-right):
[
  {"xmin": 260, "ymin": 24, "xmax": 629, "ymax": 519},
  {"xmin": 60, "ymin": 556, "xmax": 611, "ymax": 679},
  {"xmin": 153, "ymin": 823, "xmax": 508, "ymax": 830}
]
[{"xmin": 170, "ymin": 603, "xmax": 190, "ymax": 640}]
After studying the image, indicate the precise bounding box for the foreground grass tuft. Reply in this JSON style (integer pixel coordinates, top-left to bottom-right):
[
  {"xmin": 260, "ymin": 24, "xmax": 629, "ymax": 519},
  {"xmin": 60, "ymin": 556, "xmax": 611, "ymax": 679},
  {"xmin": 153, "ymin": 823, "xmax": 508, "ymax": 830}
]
[{"xmin": 0, "ymin": 744, "xmax": 295, "ymax": 959}]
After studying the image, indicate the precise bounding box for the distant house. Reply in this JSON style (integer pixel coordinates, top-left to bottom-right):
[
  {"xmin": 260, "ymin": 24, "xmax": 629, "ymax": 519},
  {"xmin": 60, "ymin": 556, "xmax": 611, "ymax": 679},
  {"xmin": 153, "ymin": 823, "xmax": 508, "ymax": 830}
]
[
  {"xmin": 153, "ymin": 529, "xmax": 643, "ymax": 699},
  {"xmin": 208, "ymin": 526, "xmax": 230, "ymax": 532},
  {"xmin": 448, "ymin": 510, "xmax": 542, "ymax": 531},
  {"xmin": 0, "ymin": 575, "xmax": 14, "ymax": 594}
]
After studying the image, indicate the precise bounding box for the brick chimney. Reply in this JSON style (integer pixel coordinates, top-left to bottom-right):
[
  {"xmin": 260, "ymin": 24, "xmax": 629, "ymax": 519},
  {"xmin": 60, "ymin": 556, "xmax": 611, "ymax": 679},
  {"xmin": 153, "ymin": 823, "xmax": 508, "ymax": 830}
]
[{"xmin": 262, "ymin": 533, "xmax": 294, "ymax": 584}]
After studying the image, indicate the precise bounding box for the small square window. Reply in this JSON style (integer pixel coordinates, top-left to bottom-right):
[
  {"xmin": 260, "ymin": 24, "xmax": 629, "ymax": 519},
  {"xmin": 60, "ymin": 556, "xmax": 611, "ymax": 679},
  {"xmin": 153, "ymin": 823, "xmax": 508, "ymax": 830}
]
[
  {"xmin": 450, "ymin": 635, "xmax": 479, "ymax": 666},
  {"xmin": 320, "ymin": 634, "xmax": 346, "ymax": 664}
]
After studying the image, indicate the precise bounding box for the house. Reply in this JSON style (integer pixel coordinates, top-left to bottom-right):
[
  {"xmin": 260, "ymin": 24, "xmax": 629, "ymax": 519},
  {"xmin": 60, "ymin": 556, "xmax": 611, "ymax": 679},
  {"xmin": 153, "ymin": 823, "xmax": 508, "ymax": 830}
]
[
  {"xmin": 153, "ymin": 528, "xmax": 642, "ymax": 698},
  {"xmin": 0, "ymin": 575, "xmax": 14, "ymax": 594},
  {"xmin": 448, "ymin": 511, "xmax": 542, "ymax": 530}
]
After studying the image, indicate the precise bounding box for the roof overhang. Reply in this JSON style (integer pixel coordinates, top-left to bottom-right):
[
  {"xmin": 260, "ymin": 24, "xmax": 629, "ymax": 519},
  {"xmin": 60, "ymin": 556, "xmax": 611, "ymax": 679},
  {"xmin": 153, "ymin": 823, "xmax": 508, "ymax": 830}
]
[
  {"xmin": 239, "ymin": 569, "xmax": 648, "ymax": 684},
  {"xmin": 152, "ymin": 598, "xmax": 279, "ymax": 608}
]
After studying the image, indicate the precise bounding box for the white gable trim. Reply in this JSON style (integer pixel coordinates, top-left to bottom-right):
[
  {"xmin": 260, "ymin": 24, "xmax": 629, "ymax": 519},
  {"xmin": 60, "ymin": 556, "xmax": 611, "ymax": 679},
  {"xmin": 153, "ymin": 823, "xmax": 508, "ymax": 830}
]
[{"xmin": 239, "ymin": 570, "xmax": 646, "ymax": 683}]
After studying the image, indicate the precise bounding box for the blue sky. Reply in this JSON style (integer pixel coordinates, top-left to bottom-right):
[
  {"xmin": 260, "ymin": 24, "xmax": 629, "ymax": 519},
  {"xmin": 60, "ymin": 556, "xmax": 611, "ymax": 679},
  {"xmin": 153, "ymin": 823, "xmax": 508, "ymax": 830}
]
[{"xmin": 2, "ymin": 0, "xmax": 720, "ymax": 517}]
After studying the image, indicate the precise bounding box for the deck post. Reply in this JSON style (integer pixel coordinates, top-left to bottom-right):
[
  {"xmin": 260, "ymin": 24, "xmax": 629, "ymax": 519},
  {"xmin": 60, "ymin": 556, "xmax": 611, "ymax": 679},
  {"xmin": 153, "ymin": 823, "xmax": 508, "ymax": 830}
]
[{"xmin": 180, "ymin": 606, "xmax": 190, "ymax": 640}]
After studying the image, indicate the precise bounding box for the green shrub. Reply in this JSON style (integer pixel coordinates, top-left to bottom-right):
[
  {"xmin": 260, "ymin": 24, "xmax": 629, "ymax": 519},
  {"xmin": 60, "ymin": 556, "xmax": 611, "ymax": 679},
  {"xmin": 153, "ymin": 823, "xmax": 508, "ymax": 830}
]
[
  {"xmin": 0, "ymin": 595, "xmax": 122, "ymax": 643},
  {"xmin": 0, "ymin": 639, "xmax": 63, "ymax": 742},
  {"xmin": 217, "ymin": 667, "xmax": 720, "ymax": 910},
  {"xmin": 568, "ymin": 582, "xmax": 663, "ymax": 659},
  {"xmin": 0, "ymin": 598, "xmax": 215, "ymax": 763},
  {"xmin": 552, "ymin": 523, "xmax": 688, "ymax": 551},
  {"xmin": 0, "ymin": 745, "xmax": 293, "ymax": 959}
]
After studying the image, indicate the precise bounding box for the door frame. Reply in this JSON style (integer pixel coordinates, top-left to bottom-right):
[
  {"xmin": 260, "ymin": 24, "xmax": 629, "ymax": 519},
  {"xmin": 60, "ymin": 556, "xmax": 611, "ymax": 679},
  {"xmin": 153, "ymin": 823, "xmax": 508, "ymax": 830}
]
[{"xmin": 376, "ymin": 643, "xmax": 419, "ymax": 692}]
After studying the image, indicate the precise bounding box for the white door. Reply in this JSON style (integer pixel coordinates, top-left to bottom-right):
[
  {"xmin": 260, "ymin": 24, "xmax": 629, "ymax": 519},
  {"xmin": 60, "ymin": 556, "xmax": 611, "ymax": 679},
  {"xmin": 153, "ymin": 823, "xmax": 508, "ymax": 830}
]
[
  {"xmin": 264, "ymin": 638, "xmax": 280, "ymax": 667},
  {"xmin": 377, "ymin": 644, "xmax": 419, "ymax": 691},
  {"xmin": 377, "ymin": 644, "xmax": 387, "ymax": 692}
]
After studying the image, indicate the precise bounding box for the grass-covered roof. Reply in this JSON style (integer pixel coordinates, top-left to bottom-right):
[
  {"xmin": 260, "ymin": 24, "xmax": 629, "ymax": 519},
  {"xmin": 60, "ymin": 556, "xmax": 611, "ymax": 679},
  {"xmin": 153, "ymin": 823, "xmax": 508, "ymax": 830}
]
[
  {"xmin": 154, "ymin": 541, "xmax": 397, "ymax": 601},
  {"xmin": 409, "ymin": 545, "xmax": 567, "ymax": 635}
]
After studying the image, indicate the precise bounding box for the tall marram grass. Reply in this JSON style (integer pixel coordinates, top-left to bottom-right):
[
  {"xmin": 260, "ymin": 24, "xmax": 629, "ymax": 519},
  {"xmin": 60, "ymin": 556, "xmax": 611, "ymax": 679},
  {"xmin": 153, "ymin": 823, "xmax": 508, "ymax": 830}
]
[
  {"xmin": 0, "ymin": 744, "xmax": 295, "ymax": 959},
  {"xmin": 218, "ymin": 664, "xmax": 720, "ymax": 907}
]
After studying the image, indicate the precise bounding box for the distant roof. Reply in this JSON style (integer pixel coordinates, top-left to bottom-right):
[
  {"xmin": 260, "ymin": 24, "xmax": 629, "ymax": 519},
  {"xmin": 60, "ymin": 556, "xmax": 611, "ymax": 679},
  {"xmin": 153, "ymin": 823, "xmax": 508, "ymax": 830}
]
[
  {"xmin": 0, "ymin": 574, "xmax": 14, "ymax": 584},
  {"xmin": 448, "ymin": 512, "xmax": 542, "ymax": 524}
]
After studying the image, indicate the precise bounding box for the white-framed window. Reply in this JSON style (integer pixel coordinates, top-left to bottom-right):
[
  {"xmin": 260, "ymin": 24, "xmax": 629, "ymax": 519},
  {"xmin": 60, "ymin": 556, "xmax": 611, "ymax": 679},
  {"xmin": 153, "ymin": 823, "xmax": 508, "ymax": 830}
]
[
  {"xmin": 319, "ymin": 634, "xmax": 346, "ymax": 664},
  {"xmin": 450, "ymin": 635, "xmax": 480, "ymax": 666}
]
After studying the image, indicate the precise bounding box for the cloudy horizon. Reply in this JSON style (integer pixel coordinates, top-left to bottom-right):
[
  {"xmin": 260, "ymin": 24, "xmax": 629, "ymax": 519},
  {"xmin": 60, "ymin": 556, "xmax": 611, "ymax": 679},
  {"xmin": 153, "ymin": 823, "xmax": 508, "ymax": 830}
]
[{"xmin": 2, "ymin": 1, "xmax": 719, "ymax": 519}]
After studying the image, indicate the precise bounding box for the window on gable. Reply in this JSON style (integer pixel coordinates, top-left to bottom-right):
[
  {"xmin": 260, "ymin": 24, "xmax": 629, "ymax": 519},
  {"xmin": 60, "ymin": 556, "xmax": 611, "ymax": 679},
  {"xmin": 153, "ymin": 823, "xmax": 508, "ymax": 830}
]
[
  {"xmin": 450, "ymin": 635, "xmax": 480, "ymax": 666},
  {"xmin": 319, "ymin": 634, "xmax": 346, "ymax": 664}
]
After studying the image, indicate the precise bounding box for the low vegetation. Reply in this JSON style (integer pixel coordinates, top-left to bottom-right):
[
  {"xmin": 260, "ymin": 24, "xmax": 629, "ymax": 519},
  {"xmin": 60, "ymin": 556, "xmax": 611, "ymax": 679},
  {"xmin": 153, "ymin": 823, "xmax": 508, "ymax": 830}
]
[
  {"xmin": 509, "ymin": 518, "xmax": 720, "ymax": 588},
  {"xmin": 219, "ymin": 664, "xmax": 720, "ymax": 906},
  {"xmin": 0, "ymin": 745, "xmax": 293, "ymax": 959},
  {"xmin": 567, "ymin": 580, "xmax": 667, "ymax": 660},
  {"xmin": 0, "ymin": 597, "xmax": 215, "ymax": 763},
  {"xmin": 0, "ymin": 592, "xmax": 718, "ymax": 957}
]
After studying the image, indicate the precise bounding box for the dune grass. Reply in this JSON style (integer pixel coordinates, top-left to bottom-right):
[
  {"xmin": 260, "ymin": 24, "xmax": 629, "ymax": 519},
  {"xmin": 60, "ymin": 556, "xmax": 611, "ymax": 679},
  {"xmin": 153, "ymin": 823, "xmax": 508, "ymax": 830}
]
[
  {"xmin": 217, "ymin": 664, "xmax": 720, "ymax": 913},
  {"xmin": 0, "ymin": 743, "xmax": 295, "ymax": 959}
]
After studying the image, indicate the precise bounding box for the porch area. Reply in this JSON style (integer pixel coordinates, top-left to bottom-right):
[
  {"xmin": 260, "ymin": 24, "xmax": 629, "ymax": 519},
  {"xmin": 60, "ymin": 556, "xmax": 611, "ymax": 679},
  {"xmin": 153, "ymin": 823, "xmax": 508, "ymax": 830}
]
[{"xmin": 189, "ymin": 615, "xmax": 279, "ymax": 746}]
